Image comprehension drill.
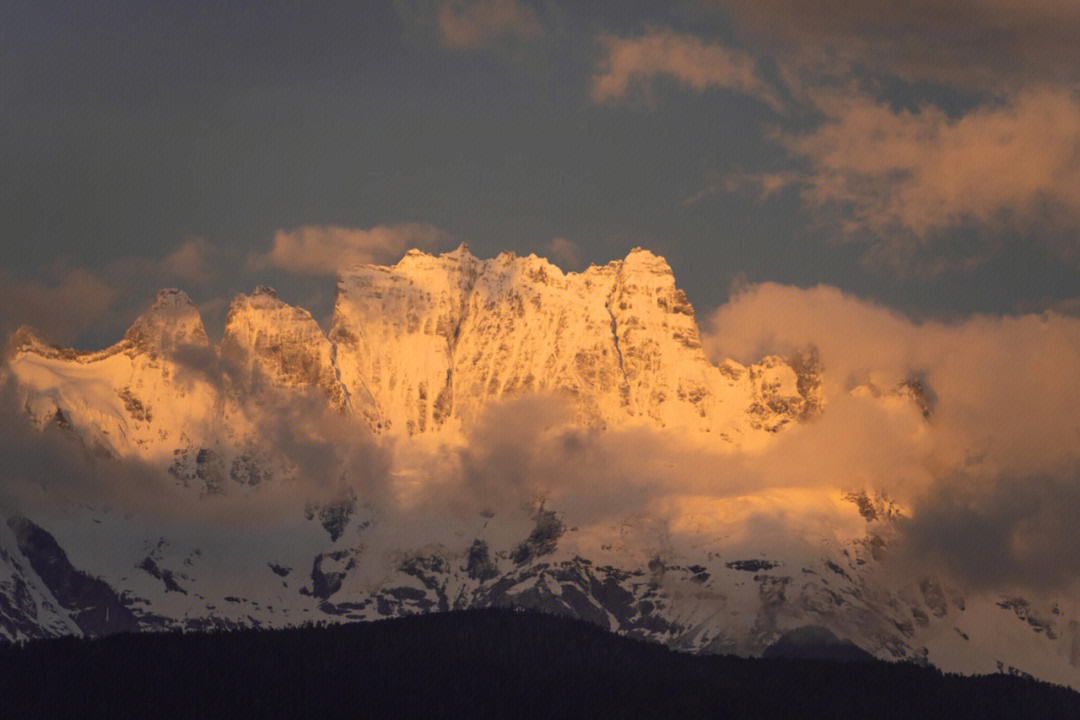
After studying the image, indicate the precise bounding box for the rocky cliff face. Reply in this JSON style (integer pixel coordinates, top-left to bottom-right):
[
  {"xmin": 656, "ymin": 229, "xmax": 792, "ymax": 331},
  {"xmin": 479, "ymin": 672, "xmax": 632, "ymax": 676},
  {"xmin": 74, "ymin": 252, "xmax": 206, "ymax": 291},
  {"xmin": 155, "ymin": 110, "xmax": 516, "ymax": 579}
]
[
  {"xmin": 329, "ymin": 245, "xmax": 813, "ymax": 440},
  {"xmin": 7, "ymin": 246, "xmax": 824, "ymax": 464},
  {"xmin": 222, "ymin": 286, "xmax": 347, "ymax": 409}
]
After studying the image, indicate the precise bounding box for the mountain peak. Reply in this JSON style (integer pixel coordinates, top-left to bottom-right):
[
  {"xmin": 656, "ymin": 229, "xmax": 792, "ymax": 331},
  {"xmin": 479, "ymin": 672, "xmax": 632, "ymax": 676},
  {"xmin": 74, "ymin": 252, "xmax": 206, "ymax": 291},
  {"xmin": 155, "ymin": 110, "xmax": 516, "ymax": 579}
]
[
  {"xmin": 223, "ymin": 289, "xmax": 347, "ymax": 407},
  {"xmin": 252, "ymin": 285, "xmax": 279, "ymax": 299},
  {"xmin": 445, "ymin": 242, "xmax": 473, "ymax": 259},
  {"xmin": 621, "ymin": 247, "xmax": 672, "ymax": 275},
  {"xmin": 125, "ymin": 289, "xmax": 208, "ymax": 351},
  {"xmin": 151, "ymin": 288, "xmax": 195, "ymax": 310},
  {"xmin": 228, "ymin": 287, "xmax": 286, "ymax": 314},
  {"xmin": 6, "ymin": 325, "xmax": 57, "ymax": 359}
]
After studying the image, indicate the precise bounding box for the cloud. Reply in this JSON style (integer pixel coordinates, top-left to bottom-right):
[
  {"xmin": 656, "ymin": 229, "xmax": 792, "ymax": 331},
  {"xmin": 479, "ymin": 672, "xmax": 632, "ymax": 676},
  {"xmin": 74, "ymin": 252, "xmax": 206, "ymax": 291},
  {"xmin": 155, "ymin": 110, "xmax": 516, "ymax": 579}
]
[
  {"xmin": 251, "ymin": 223, "xmax": 454, "ymax": 276},
  {"xmin": 590, "ymin": 28, "xmax": 783, "ymax": 109},
  {"xmin": 437, "ymin": 0, "xmax": 543, "ymax": 49},
  {"xmin": 162, "ymin": 237, "xmax": 219, "ymax": 285},
  {"xmin": 750, "ymin": 87, "xmax": 1080, "ymax": 271},
  {"xmin": 715, "ymin": 0, "xmax": 1080, "ymax": 89},
  {"xmin": 0, "ymin": 264, "xmax": 120, "ymax": 347},
  {"xmin": 682, "ymin": 170, "xmax": 799, "ymax": 207},
  {"xmin": 902, "ymin": 474, "xmax": 1080, "ymax": 590},
  {"xmin": 705, "ymin": 282, "xmax": 1080, "ymax": 588},
  {"xmin": 544, "ymin": 237, "xmax": 582, "ymax": 271},
  {"xmin": 0, "ymin": 238, "xmax": 236, "ymax": 349}
]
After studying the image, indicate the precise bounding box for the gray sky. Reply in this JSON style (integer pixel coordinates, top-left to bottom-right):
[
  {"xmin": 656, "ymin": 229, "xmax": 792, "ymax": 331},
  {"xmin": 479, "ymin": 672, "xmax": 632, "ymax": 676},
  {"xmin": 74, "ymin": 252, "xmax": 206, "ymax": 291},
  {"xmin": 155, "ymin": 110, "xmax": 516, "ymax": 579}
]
[{"xmin": 3, "ymin": 0, "xmax": 1079, "ymax": 347}]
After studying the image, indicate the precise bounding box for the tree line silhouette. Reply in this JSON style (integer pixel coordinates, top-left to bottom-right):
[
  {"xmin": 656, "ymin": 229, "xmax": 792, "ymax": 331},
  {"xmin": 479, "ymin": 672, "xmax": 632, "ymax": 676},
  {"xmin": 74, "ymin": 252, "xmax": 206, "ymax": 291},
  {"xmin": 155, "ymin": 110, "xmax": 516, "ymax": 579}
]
[{"xmin": 1, "ymin": 607, "xmax": 1077, "ymax": 719}]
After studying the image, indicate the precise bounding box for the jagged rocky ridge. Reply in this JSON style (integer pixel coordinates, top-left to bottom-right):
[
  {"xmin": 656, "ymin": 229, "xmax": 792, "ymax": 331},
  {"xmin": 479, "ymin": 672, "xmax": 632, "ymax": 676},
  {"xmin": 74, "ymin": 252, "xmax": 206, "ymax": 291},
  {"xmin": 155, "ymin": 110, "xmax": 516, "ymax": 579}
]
[
  {"xmin": 8, "ymin": 245, "xmax": 824, "ymax": 465},
  {"xmin": 2, "ymin": 246, "xmax": 1077, "ymax": 689}
]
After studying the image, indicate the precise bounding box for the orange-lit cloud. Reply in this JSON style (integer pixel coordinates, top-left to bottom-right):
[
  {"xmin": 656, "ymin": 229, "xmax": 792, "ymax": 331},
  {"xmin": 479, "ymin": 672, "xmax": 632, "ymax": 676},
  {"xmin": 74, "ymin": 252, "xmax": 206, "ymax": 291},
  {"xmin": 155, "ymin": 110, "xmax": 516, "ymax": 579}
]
[
  {"xmin": 251, "ymin": 224, "xmax": 454, "ymax": 276},
  {"xmin": 706, "ymin": 282, "xmax": 1080, "ymax": 480},
  {"xmin": 704, "ymin": 282, "xmax": 1080, "ymax": 588},
  {"xmin": 544, "ymin": 237, "xmax": 582, "ymax": 271},
  {"xmin": 0, "ymin": 265, "xmax": 119, "ymax": 347},
  {"xmin": 746, "ymin": 88, "xmax": 1080, "ymax": 271},
  {"xmin": 590, "ymin": 29, "xmax": 782, "ymax": 109},
  {"xmin": 714, "ymin": 0, "xmax": 1080, "ymax": 88},
  {"xmin": 162, "ymin": 237, "xmax": 219, "ymax": 285},
  {"xmin": 437, "ymin": 0, "xmax": 543, "ymax": 49}
]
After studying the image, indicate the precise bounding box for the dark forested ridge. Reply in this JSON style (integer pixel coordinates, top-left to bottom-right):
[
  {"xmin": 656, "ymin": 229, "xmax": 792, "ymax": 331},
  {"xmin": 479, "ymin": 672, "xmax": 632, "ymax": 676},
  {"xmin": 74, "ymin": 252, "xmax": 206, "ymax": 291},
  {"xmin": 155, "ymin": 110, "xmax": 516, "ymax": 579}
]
[{"xmin": 2, "ymin": 608, "xmax": 1078, "ymax": 719}]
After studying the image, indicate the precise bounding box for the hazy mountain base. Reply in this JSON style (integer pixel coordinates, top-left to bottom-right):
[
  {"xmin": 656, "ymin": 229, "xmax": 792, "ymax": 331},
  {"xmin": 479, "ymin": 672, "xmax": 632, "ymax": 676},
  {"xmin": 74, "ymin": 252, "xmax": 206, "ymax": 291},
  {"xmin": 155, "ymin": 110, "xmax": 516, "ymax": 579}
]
[
  {"xmin": 2, "ymin": 496, "xmax": 1077, "ymax": 691},
  {"xmin": 1, "ymin": 608, "xmax": 1077, "ymax": 720}
]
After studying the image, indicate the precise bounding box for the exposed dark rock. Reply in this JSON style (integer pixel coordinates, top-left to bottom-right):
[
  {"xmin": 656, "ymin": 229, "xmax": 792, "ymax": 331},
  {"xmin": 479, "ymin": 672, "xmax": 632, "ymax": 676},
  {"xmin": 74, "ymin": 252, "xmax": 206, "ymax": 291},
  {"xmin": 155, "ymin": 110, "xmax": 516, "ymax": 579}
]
[
  {"xmin": 824, "ymin": 560, "xmax": 851, "ymax": 581},
  {"xmin": 310, "ymin": 551, "xmax": 354, "ymax": 601},
  {"xmin": 385, "ymin": 587, "xmax": 429, "ymax": 602},
  {"xmin": 899, "ymin": 378, "xmax": 933, "ymax": 419},
  {"xmin": 510, "ymin": 509, "xmax": 564, "ymax": 565},
  {"xmin": 268, "ymin": 563, "xmax": 291, "ymax": 577},
  {"xmin": 844, "ymin": 491, "xmax": 878, "ymax": 521},
  {"xmin": 6, "ymin": 515, "xmax": 138, "ymax": 636},
  {"xmin": 788, "ymin": 345, "xmax": 823, "ymax": 420},
  {"xmin": 117, "ymin": 387, "xmax": 152, "ymax": 423},
  {"xmin": 137, "ymin": 557, "xmax": 187, "ymax": 595},
  {"xmin": 397, "ymin": 555, "xmax": 450, "ymax": 612},
  {"xmin": 229, "ymin": 453, "xmax": 270, "ymax": 487},
  {"xmin": 997, "ymin": 597, "xmax": 1057, "ymax": 639},
  {"xmin": 317, "ymin": 488, "xmax": 357, "ymax": 542},
  {"xmin": 686, "ymin": 564, "xmax": 710, "ymax": 582},
  {"xmin": 465, "ymin": 540, "xmax": 499, "ymax": 582},
  {"xmin": 726, "ymin": 559, "xmax": 778, "ymax": 573},
  {"xmin": 195, "ymin": 448, "xmax": 225, "ymax": 494}
]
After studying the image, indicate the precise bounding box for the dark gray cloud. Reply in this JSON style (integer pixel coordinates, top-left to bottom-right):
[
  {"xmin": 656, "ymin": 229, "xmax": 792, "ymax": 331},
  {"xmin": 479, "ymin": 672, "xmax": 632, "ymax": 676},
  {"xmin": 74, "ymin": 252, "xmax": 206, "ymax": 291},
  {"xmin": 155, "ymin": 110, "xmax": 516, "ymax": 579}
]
[{"xmin": 901, "ymin": 474, "xmax": 1080, "ymax": 591}]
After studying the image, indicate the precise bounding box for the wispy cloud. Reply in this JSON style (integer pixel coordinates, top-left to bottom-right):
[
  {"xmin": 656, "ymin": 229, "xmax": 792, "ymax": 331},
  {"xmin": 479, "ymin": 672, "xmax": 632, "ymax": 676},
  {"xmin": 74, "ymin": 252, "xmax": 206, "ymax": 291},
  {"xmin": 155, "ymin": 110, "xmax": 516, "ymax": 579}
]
[
  {"xmin": 0, "ymin": 238, "xmax": 237, "ymax": 347},
  {"xmin": 162, "ymin": 237, "xmax": 220, "ymax": 285},
  {"xmin": 0, "ymin": 264, "xmax": 119, "ymax": 347},
  {"xmin": 714, "ymin": 0, "xmax": 1080, "ymax": 89},
  {"xmin": 590, "ymin": 28, "xmax": 783, "ymax": 109},
  {"xmin": 437, "ymin": 0, "xmax": 543, "ymax": 49},
  {"xmin": 250, "ymin": 224, "xmax": 454, "ymax": 276},
  {"xmin": 751, "ymin": 88, "xmax": 1080, "ymax": 271},
  {"xmin": 544, "ymin": 237, "xmax": 582, "ymax": 271}
]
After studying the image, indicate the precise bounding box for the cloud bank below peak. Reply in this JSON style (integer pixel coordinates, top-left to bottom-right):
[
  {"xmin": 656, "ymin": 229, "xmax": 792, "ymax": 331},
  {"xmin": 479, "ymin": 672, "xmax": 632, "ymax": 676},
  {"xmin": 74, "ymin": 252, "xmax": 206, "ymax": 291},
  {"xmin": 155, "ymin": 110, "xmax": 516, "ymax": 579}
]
[{"xmin": 704, "ymin": 281, "xmax": 1080, "ymax": 589}]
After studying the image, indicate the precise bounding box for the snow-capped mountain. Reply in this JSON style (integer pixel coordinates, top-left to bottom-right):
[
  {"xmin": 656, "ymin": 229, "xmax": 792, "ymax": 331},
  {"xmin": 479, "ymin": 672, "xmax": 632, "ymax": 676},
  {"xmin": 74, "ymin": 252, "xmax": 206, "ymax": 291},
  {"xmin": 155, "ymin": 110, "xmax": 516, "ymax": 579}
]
[
  {"xmin": 2, "ymin": 245, "xmax": 1077, "ymax": 689},
  {"xmin": 331, "ymin": 244, "xmax": 810, "ymax": 439}
]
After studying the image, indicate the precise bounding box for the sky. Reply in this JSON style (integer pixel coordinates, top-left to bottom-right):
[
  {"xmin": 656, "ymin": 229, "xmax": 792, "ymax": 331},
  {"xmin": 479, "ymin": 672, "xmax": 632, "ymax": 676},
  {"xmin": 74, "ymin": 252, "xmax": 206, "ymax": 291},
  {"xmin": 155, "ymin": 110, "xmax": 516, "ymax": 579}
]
[{"xmin": 3, "ymin": 0, "xmax": 1079, "ymax": 349}]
